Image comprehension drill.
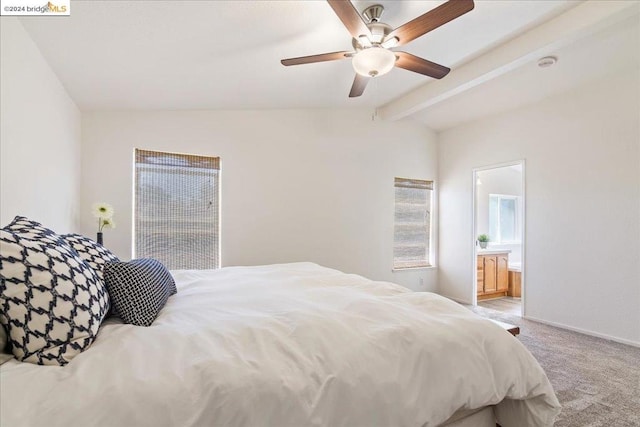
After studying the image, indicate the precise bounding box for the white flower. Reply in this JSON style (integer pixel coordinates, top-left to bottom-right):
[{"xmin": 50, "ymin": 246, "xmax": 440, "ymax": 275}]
[
  {"xmin": 100, "ymin": 218, "xmax": 116, "ymax": 230},
  {"xmin": 92, "ymin": 202, "xmax": 114, "ymax": 219},
  {"xmin": 93, "ymin": 202, "xmax": 115, "ymax": 232}
]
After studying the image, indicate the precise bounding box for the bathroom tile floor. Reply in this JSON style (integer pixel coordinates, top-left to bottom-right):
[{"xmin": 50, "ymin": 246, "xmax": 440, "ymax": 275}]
[{"xmin": 478, "ymin": 297, "xmax": 521, "ymax": 316}]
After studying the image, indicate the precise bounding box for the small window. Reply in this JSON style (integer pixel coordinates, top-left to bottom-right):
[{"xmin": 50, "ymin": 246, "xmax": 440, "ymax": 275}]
[
  {"xmin": 393, "ymin": 178, "xmax": 433, "ymax": 269},
  {"xmin": 134, "ymin": 149, "xmax": 220, "ymax": 270},
  {"xmin": 489, "ymin": 194, "xmax": 519, "ymax": 243}
]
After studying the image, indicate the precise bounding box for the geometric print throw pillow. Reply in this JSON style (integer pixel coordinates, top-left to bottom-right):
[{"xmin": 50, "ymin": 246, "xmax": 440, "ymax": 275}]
[
  {"xmin": 61, "ymin": 233, "xmax": 120, "ymax": 282},
  {"xmin": 3, "ymin": 215, "xmax": 65, "ymax": 245},
  {"xmin": 0, "ymin": 229, "xmax": 110, "ymax": 365},
  {"xmin": 103, "ymin": 258, "xmax": 176, "ymax": 327}
]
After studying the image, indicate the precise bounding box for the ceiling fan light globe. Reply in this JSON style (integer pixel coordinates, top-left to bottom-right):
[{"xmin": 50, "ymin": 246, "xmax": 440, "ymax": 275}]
[{"xmin": 352, "ymin": 47, "xmax": 396, "ymax": 78}]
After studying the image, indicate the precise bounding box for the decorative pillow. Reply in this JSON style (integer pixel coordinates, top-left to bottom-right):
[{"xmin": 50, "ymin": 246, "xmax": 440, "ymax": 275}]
[
  {"xmin": 0, "ymin": 229, "xmax": 110, "ymax": 365},
  {"xmin": 60, "ymin": 233, "xmax": 120, "ymax": 281},
  {"xmin": 103, "ymin": 258, "xmax": 176, "ymax": 327},
  {"xmin": 3, "ymin": 215, "xmax": 64, "ymax": 245}
]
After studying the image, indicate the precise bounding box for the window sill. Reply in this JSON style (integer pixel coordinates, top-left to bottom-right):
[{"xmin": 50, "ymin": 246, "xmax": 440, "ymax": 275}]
[
  {"xmin": 487, "ymin": 241, "xmax": 522, "ymax": 246},
  {"xmin": 392, "ymin": 265, "xmax": 436, "ymax": 272}
]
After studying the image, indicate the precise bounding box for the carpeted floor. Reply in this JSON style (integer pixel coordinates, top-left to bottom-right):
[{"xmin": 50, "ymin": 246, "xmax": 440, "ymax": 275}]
[{"xmin": 467, "ymin": 305, "xmax": 640, "ymax": 426}]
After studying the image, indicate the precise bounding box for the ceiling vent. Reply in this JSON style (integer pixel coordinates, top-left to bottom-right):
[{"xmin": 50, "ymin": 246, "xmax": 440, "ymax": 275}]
[{"xmin": 537, "ymin": 56, "xmax": 558, "ymax": 68}]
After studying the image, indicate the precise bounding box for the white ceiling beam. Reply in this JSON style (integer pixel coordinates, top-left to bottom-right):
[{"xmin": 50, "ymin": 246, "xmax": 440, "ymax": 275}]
[{"xmin": 378, "ymin": 1, "xmax": 640, "ymax": 121}]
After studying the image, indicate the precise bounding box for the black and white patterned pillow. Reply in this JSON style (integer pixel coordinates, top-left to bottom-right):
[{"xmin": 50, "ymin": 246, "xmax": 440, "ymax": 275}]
[
  {"xmin": 0, "ymin": 229, "xmax": 110, "ymax": 365},
  {"xmin": 3, "ymin": 215, "xmax": 63, "ymax": 245},
  {"xmin": 61, "ymin": 233, "xmax": 120, "ymax": 281},
  {"xmin": 103, "ymin": 258, "xmax": 176, "ymax": 327},
  {"xmin": 5, "ymin": 219, "xmax": 115, "ymax": 317}
]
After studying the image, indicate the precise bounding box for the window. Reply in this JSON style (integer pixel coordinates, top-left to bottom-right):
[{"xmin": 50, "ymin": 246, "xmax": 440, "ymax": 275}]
[
  {"xmin": 134, "ymin": 149, "xmax": 220, "ymax": 270},
  {"xmin": 489, "ymin": 194, "xmax": 519, "ymax": 243},
  {"xmin": 393, "ymin": 178, "xmax": 433, "ymax": 269}
]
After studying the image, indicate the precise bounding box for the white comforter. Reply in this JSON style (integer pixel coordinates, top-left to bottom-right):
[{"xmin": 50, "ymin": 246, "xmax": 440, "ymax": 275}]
[{"xmin": 0, "ymin": 263, "xmax": 560, "ymax": 426}]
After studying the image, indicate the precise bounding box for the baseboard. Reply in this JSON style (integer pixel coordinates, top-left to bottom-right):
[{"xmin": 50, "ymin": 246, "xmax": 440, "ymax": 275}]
[
  {"xmin": 440, "ymin": 294, "xmax": 473, "ymax": 305},
  {"xmin": 524, "ymin": 315, "xmax": 640, "ymax": 348}
]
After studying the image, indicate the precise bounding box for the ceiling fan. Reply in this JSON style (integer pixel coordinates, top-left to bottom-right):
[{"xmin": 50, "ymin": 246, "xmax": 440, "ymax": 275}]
[{"xmin": 281, "ymin": 0, "xmax": 474, "ymax": 98}]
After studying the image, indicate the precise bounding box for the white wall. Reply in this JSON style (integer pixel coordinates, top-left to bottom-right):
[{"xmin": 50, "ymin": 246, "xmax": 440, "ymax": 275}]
[
  {"xmin": 0, "ymin": 18, "xmax": 81, "ymax": 232},
  {"xmin": 81, "ymin": 109, "xmax": 438, "ymax": 291},
  {"xmin": 438, "ymin": 65, "xmax": 640, "ymax": 345},
  {"xmin": 476, "ymin": 166, "xmax": 523, "ymax": 265}
]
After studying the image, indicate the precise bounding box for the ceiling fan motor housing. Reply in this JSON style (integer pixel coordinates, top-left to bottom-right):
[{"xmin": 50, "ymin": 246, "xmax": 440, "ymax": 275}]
[
  {"xmin": 363, "ymin": 4, "xmax": 384, "ymax": 23},
  {"xmin": 352, "ymin": 21, "xmax": 393, "ymax": 50}
]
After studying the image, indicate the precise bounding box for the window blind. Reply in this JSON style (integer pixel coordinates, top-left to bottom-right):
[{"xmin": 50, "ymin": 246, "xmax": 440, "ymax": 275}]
[
  {"xmin": 393, "ymin": 178, "xmax": 433, "ymax": 269},
  {"xmin": 134, "ymin": 149, "xmax": 220, "ymax": 270}
]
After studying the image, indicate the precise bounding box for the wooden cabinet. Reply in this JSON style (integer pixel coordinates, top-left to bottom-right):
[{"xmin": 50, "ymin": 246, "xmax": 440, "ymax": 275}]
[
  {"xmin": 496, "ymin": 255, "xmax": 509, "ymax": 293},
  {"xmin": 477, "ymin": 252, "xmax": 509, "ymax": 299},
  {"xmin": 508, "ymin": 270, "xmax": 522, "ymax": 297},
  {"xmin": 483, "ymin": 256, "xmax": 497, "ymax": 293},
  {"xmin": 477, "ymin": 259, "xmax": 484, "ymax": 294}
]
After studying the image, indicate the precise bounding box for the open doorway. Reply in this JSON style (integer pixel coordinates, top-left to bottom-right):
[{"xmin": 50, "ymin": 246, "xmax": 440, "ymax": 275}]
[{"xmin": 473, "ymin": 161, "xmax": 525, "ymax": 317}]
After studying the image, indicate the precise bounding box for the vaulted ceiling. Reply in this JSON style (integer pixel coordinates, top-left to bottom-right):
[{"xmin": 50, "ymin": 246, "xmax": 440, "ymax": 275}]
[{"xmin": 19, "ymin": 1, "xmax": 640, "ymax": 130}]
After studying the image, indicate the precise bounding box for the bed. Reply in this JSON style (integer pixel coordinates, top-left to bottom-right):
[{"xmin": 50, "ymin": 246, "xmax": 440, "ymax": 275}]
[{"xmin": 1, "ymin": 262, "xmax": 560, "ymax": 426}]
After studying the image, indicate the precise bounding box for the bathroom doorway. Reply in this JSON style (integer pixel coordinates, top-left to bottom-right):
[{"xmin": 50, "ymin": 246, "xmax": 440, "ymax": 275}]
[{"xmin": 472, "ymin": 161, "xmax": 525, "ymax": 317}]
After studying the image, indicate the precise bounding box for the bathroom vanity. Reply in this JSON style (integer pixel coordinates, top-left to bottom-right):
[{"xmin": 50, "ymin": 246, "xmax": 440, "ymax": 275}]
[{"xmin": 477, "ymin": 250, "xmax": 510, "ymax": 300}]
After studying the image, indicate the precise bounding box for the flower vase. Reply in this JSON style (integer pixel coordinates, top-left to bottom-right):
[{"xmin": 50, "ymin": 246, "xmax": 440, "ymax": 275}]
[{"xmin": 97, "ymin": 232, "xmax": 103, "ymax": 245}]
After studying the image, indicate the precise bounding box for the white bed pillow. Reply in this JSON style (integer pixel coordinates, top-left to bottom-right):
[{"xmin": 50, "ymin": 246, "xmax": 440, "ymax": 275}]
[{"xmin": 0, "ymin": 227, "xmax": 110, "ymax": 365}]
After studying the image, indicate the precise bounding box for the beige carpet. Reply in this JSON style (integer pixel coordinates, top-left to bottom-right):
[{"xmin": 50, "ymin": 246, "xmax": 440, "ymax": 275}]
[{"xmin": 468, "ymin": 305, "xmax": 640, "ymax": 427}]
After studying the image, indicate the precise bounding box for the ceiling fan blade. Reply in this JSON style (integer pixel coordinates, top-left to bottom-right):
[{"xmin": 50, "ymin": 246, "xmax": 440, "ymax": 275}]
[
  {"xmin": 394, "ymin": 52, "xmax": 450, "ymax": 79},
  {"xmin": 327, "ymin": 0, "xmax": 373, "ymax": 40},
  {"xmin": 349, "ymin": 74, "xmax": 369, "ymax": 98},
  {"xmin": 387, "ymin": 0, "xmax": 474, "ymax": 47},
  {"xmin": 281, "ymin": 51, "xmax": 351, "ymax": 66}
]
